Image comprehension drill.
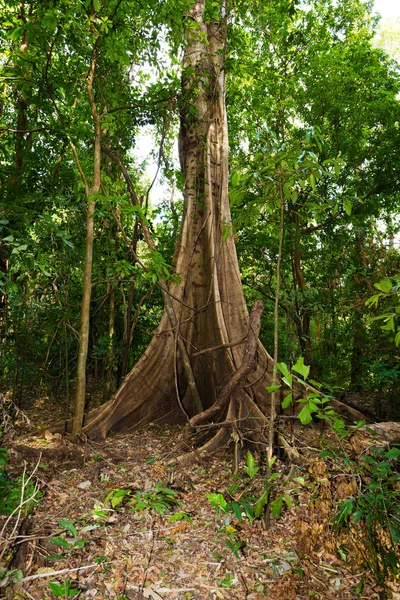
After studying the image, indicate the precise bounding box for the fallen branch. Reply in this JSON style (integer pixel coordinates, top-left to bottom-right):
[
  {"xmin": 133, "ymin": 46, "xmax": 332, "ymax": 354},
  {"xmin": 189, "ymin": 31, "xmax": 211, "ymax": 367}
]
[{"xmin": 19, "ymin": 563, "xmax": 99, "ymax": 583}]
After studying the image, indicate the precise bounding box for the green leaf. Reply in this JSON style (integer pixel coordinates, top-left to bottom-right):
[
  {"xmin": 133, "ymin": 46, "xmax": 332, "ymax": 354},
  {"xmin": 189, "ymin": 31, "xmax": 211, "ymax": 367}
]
[
  {"xmin": 205, "ymin": 493, "xmax": 227, "ymax": 510},
  {"xmin": 374, "ymin": 278, "xmax": 393, "ymax": 293},
  {"xmin": 50, "ymin": 536, "xmax": 71, "ymax": 549},
  {"xmin": 244, "ymin": 451, "xmax": 259, "ymax": 479},
  {"xmin": 59, "ymin": 520, "xmax": 77, "ymax": 537},
  {"xmin": 298, "ymin": 404, "xmax": 313, "ymax": 425},
  {"xmin": 271, "ymin": 495, "xmax": 283, "ymax": 518},
  {"xmin": 281, "ymin": 392, "xmax": 293, "ymax": 409},
  {"xmin": 293, "ymin": 477, "xmax": 306, "ymax": 486},
  {"xmin": 168, "ymin": 512, "xmax": 192, "ymax": 523},
  {"xmin": 48, "ymin": 581, "xmax": 78, "ymax": 597},
  {"xmin": 266, "ymin": 385, "xmax": 281, "ymax": 393},
  {"xmin": 365, "ymin": 293, "xmax": 381, "ymax": 308},
  {"xmin": 253, "ymin": 489, "xmax": 269, "ymax": 518},
  {"xmin": 282, "ymin": 375, "xmax": 293, "ymax": 388},
  {"xmin": 93, "ymin": 0, "xmax": 101, "ymax": 11},
  {"xmin": 277, "ymin": 362, "xmax": 289, "ymax": 378},
  {"xmin": 343, "ymin": 199, "xmax": 352, "ymax": 216},
  {"xmin": 385, "ymin": 447, "xmax": 400, "ymax": 460},
  {"xmin": 240, "ymin": 500, "xmax": 254, "ymax": 522},
  {"xmin": 284, "ymin": 493, "xmax": 293, "ymax": 509},
  {"xmin": 230, "ymin": 501, "xmax": 243, "ymax": 521},
  {"xmin": 334, "ymin": 498, "xmax": 355, "ymax": 529},
  {"xmin": 292, "ymin": 357, "xmax": 310, "ymax": 380}
]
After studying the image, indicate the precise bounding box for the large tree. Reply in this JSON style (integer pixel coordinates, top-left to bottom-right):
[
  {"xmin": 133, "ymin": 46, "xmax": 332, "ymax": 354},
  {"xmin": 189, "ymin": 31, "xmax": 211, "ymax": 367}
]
[{"xmin": 70, "ymin": 0, "xmax": 280, "ymax": 449}]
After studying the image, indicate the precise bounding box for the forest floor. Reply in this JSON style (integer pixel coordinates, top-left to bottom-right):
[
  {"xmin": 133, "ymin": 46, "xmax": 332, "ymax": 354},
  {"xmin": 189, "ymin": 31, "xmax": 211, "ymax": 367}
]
[{"xmin": 1, "ymin": 403, "xmax": 400, "ymax": 600}]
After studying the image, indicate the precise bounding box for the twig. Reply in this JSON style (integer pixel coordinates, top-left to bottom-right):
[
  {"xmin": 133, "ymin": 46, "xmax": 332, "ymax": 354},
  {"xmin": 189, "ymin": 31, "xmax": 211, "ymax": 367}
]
[
  {"xmin": 0, "ymin": 457, "xmax": 42, "ymax": 559},
  {"xmin": 19, "ymin": 563, "xmax": 99, "ymax": 583}
]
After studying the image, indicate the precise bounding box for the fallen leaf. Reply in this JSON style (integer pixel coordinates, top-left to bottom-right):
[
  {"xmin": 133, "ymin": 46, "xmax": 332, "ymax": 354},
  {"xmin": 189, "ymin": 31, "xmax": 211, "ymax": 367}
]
[{"xmin": 78, "ymin": 480, "xmax": 92, "ymax": 489}]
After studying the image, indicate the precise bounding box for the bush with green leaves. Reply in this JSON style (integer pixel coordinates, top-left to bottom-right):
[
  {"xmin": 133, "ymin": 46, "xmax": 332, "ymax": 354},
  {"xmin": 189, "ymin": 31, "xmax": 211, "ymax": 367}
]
[
  {"xmin": 334, "ymin": 444, "xmax": 400, "ymax": 583},
  {"xmin": 0, "ymin": 442, "xmax": 42, "ymax": 516},
  {"xmin": 366, "ymin": 275, "xmax": 400, "ymax": 346},
  {"xmin": 48, "ymin": 580, "xmax": 79, "ymax": 597},
  {"xmin": 105, "ymin": 483, "xmax": 181, "ymax": 516},
  {"xmin": 206, "ymin": 452, "xmax": 305, "ymax": 528}
]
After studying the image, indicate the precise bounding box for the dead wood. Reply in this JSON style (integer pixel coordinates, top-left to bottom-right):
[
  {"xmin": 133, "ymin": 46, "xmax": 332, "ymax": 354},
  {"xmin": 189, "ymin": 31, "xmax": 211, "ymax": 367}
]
[
  {"xmin": 12, "ymin": 443, "xmax": 84, "ymax": 462},
  {"xmin": 360, "ymin": 421, "xmax": 400, "ymax": 443}
]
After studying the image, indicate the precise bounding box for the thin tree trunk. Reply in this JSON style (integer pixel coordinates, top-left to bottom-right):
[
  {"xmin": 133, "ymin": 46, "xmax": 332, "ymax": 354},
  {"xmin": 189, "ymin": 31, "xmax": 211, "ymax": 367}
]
[
  {"xmin": 72, "ymin": 47, "xmax": 101, "ymax": 437},
  {"xmin": 105, "ymin": 282, "xmax": 115, "ymax": 397}
]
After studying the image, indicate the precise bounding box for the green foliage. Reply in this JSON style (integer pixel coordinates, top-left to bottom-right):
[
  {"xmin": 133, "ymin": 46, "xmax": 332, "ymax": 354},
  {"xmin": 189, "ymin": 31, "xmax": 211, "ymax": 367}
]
[
  {"xmin": 49, "ymin": 520, "xmax": 86, "ymax": 554},
  {"xmin": 366, "ymin": 275, "xmax": 400, "ymax": 345},
  {"xmin": 104, "ymin": 483, "xmax": 181, "ymax": 516},
  {"xmin": 0, "ymin": 568, "xmax": 23, "ymax": 588},
  {"xmin": 333, "ymin": 445, "xmax": 400, "ymax": 583},
  {"xmin": 0, "ymin": 445, "xmax": 42, "ymax": 516},
  {"xmin": 206, "ymin": 452, "xmax": 298, "ymax": 527},
  {"xmin": 130, "ymin": 484, "xmax": 181, "ymax": 516},
  {"xmin": 276, "ymin": 359, "xmax": 345, "ymax": 431},
  {"xmin": 48, "ymin": 580, "xmax": 79, "ymax": 597}
]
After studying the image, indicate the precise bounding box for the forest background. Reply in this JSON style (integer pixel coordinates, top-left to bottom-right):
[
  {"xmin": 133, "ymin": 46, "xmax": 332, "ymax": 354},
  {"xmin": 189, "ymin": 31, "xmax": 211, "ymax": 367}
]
[
  {"xmin": 1, "ymin": 0, "xmax": 400, "ymax": 426},
  {"xmin": 1, "ymin": 0, "xmax": 400, "ymax": 597}
]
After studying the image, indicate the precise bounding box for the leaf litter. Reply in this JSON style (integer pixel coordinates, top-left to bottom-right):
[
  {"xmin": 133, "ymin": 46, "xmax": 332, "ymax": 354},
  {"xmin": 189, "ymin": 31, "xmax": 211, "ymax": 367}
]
[{"xmin": 1, "ymin": 422, "xmax": 399, "ymax": 600}]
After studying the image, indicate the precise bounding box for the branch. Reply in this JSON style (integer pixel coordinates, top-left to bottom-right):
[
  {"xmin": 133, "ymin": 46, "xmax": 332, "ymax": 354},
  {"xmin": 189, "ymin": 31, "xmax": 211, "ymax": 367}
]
[
  {"xmin": 301, "ymin": 210, "xmax": 342, "ymax": 235},
  {"xmin": 192, "ymin": 336, "xmax": 247, "ymax": 357}
]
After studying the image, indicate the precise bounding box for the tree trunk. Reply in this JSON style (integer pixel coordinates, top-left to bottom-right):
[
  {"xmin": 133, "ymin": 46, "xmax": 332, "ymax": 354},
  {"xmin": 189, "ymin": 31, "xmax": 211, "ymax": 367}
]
[
  {"xmin": 60, "ymin": 0, "xmax": 274, "ymax": 443},
  {"xmin": 72, "ymin": 47, "xmax": 101, "ymax": 437}
]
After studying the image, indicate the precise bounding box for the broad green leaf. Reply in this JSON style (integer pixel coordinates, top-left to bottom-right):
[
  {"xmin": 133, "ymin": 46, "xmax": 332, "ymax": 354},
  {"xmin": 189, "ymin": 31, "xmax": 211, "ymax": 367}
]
[
  {"xmin": 245, "ymin": 451, "xmax": 259, "ymax": 479},
  {"xmin": 292, "ymin": 357, "xmax": 310, "ymax": 380},
  {"xmin": 59, "ymin": 520, "xmax": 77, "ymax": 537},
  {"xmin": 271, "ymin": 495, "xmax": 283, "ymax": 518},
  {"xmin": 343, "ymin": 199, "xmax": 352, "ymax": 216},
  {"xmin": 50, "ymin": 536, "xmax": 71, "ymax": 549},
  {"xmin": 281, "ymin": 392, "xmax": 293, "ymax": 409},
  {"xmin": 48, "ymin": 581, "xmax": 77, "ymax": 597},
  {"xmin": 277, "ymin": 362, "xmax": 290, "ymax": 378},
  {"xmin": 282, "ymin": 375, "xmax": 293, "ymax": 387},
  {"xmin": 168, "ymin": 512, "xmax": 192, "ymax": 523},
  {"xmin": 293, "ymin": 477, "xmax": 306, "ymax": 486},
  {"xmin": 230, "ymin": 501, "xmax": 243, "ymax": 521},
  {"xmin": 298, "ymin": 404, "xmax": 313, "ymax": 425},
  {"xmin": 334, "ymin": 498, "xmax": 354, "ymax": 529},
  {"xmin": 266, "ymin": 385, "xmax": 281, "ymax": 393},
  {"xmin": 385, "ymin": 447, "xmax": 400, "ymax": 460},
  {"xmin": 365, "ymin": 293, "xmax": 381, "ymax": 308},
  {"xmin": 205, "ymin": 493, "xmax": 227, "ymax": 509},
  {"xmin": 253, "ymin": 489, "xmax": 269, "ymax": 518},
  {"xmin": 374, "ymin": 278, "xmax": 393, "ymax": 293},
  {"xmin": 284, "ymin": 493, "xmax": 293, "ymax": 509}
]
